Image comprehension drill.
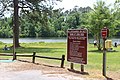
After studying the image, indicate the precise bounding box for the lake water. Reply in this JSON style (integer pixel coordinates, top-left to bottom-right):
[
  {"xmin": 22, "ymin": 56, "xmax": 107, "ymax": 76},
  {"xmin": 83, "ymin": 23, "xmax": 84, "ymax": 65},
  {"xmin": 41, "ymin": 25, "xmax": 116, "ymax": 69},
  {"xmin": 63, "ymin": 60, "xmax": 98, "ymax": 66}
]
[
  {"xmin": 0, "ymin": 38, "xmax": 120, "ymax": 45},
  {"xmin": 0, "ymin": 38, "xmax": 67, "ymax": 43}
]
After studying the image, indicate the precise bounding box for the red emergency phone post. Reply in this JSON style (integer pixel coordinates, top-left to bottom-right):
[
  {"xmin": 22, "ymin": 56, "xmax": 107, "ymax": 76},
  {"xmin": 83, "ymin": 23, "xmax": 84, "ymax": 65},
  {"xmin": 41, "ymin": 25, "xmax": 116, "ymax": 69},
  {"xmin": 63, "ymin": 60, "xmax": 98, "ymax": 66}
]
[
  {"xmin": 101, "ymin": 27, "xmax": 109, "ymax": 39},
  {"xmin": 101, "ymin": 27, "xmax": 109, "ymax": 76}
]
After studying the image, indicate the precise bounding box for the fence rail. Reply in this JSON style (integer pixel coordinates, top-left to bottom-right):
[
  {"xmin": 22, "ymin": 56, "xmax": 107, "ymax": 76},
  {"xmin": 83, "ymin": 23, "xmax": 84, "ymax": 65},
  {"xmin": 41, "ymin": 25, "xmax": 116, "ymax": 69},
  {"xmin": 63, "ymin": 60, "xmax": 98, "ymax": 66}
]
[
  {"xmin": 0, "ymin": 53, "xmax": 13, "ymax": 56},
  {"xmin": 0, "ymin": 52, "xmax": 65, "ymax": 68},
  {"xmin": 35, "ymin": 55, "xmax": 62, "ymax": 60}
]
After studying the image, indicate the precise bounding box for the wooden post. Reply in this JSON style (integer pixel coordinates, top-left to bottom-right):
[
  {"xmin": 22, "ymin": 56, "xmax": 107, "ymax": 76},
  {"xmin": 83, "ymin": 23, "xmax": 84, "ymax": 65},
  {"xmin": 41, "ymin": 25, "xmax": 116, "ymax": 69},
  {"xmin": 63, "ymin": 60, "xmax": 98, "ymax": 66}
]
[
  {"xmin": 61, "ymin": 55, "xmax": 65, "ymax": 68},
  {"xmin": 13, "ymin": 52, "xmax": 16, "ymax": 60},
  {"xmin": 81, "ymin": 64, "xmax": 84, "ymax": 72},
  {"xmin": 70, "ymin": 63, "xmax": 74, "ymax": 70},
  {"xmin": 14, "ymin": 52, "xmax": 17, "ymax": 60},
  {"xmin": 32, "ymin": 52, "xmax": 36, "ymax": 63},
  {"xmin": 103, "ymin": 39, "xmax": 106, "ymax": 76}
]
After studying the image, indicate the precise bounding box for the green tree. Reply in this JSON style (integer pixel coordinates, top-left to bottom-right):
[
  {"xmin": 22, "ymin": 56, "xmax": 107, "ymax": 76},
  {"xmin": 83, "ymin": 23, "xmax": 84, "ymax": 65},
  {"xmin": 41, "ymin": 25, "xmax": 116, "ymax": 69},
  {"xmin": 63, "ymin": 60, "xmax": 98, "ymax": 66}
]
[
  {"xmin": 87, "ymin": 0, "xmax": 114, "ymax": 50},
  {"xmin": 0, "ymin": 18, "xmax": 12, "ymax": 38},
  {"xmin": 112, "ymin": 0, "xmax": 120, "ymax": 37},
  {"xmin": 0, "ymin": 0, "xmax": 62, "ymax": 47}
]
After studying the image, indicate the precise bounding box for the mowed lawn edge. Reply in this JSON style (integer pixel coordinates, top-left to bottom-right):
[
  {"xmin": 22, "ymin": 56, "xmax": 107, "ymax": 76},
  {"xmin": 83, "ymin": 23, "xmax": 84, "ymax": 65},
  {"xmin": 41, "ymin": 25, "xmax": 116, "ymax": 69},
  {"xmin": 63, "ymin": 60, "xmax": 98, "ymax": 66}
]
[{"xmin": 0, "ymin": 42, "xmax": 120, "ymax": 71}]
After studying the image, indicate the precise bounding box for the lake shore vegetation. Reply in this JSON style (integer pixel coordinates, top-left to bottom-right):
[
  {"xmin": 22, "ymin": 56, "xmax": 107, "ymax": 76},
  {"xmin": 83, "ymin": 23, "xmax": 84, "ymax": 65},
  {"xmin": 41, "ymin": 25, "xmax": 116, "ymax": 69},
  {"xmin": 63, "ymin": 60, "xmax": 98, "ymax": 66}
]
[{"xmin": 0, "ymin": 1, "xmax": 120, "ymax": 38}]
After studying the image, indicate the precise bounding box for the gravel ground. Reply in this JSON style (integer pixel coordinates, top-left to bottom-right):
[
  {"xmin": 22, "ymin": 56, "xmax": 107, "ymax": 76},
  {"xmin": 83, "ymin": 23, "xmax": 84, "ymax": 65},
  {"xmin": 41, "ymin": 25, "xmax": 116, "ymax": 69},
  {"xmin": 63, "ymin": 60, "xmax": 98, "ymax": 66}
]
[{"xmin": 0, "ymin": 60, "xmax": 119, "ymax": 80}]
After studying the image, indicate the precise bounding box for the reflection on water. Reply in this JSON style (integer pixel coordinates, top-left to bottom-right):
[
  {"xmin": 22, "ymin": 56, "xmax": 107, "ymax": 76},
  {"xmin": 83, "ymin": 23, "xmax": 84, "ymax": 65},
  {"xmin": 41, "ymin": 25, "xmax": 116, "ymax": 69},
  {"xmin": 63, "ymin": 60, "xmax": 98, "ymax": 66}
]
[{"xmin": 0, "ymin": 38, "xmax": 120, "ymax": 44}]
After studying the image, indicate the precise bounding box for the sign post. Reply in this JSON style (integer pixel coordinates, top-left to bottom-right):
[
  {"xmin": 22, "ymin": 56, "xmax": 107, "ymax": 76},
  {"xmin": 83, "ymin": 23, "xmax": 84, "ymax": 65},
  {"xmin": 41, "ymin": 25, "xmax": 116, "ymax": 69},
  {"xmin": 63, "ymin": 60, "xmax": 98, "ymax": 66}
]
[
  {"xmin": 101, "ymin": 27, "xmax": 109, "ymax": 76},
  {"xmin": 67, "ymin": 29, "xmax": 88, "ymax": 72},
  {"xmin": 103, "ymin": 38, "xmax": 106, "ymax": 76}
]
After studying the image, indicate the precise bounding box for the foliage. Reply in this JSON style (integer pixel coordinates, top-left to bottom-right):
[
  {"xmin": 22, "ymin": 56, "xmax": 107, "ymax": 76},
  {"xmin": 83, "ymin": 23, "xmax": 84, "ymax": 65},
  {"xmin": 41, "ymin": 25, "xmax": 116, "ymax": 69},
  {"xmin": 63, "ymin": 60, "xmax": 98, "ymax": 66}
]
[
  {"xmin": 0, "ymin": 0, "xmax": 120, "ymax": 38},
  {"xmin": 86, "ymin": 1, "xmax": 117, "ymax": 50},
  {"xmin": 0, "ymin": 0, "xmax": 62, "ymax": 47},
  {"xmin": 0, "ymin": 18, "xmax": 13, "ymax": 38},
  {"xmin": 113, "ymin": 0, "xmax": 120, "ymax": 37},
  {"xmin": 0, "ymin": 0, "xmax": 12, "ymax": 18}
]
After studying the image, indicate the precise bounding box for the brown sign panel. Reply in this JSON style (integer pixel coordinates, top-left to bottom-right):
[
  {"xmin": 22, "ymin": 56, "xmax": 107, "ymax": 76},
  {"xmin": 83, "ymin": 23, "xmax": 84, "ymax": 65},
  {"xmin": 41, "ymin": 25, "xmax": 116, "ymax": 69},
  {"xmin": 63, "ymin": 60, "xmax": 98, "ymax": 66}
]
[{"xmin": 67, "ymin": 29, "xmax": 88, "ymax": 64}]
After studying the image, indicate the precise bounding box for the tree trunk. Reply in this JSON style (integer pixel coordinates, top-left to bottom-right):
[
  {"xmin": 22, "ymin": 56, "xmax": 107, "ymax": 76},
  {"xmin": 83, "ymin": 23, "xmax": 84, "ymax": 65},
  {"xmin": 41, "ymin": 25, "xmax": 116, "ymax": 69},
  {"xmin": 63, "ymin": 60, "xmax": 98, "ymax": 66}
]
[
  {"xmin": 13, "ymin": 0, "xmax": 20, "ymax": 48},
  {"xmin": 98, "ymin": 32, "xmax": 101, "ymax": 50}
]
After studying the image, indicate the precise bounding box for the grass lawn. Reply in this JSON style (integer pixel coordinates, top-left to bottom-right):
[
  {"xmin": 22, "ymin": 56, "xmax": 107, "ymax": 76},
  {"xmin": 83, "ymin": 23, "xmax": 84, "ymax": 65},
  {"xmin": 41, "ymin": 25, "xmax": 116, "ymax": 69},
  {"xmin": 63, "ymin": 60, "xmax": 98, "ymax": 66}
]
[{"xmin": 0, "ymin": 42, "xmax": 120, "ymax": 71}]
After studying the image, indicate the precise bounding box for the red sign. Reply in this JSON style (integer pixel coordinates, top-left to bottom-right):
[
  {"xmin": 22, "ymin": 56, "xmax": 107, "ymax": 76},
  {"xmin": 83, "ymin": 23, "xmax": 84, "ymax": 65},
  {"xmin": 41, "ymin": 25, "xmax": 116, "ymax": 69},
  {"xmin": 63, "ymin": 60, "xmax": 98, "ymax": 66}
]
[
  {"xmin": 67, "ymin": 29, "xmax": 88, "ymax": 64},
  {"xmin": 101, "ymin": 27, "xmax": 109, "ymax": 39}
]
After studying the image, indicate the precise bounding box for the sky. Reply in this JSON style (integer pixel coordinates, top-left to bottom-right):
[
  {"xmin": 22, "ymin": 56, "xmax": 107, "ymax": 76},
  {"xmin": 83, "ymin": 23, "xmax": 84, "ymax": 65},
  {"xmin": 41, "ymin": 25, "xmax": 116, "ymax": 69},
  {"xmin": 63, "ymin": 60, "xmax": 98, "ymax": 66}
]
[
  {"xmin": 54, "ymin": 0, "xmax": 115, "ymax": 10},
  {"xmin": 3, "ymin": 0, "xmax": 115, "ymax": 17}
]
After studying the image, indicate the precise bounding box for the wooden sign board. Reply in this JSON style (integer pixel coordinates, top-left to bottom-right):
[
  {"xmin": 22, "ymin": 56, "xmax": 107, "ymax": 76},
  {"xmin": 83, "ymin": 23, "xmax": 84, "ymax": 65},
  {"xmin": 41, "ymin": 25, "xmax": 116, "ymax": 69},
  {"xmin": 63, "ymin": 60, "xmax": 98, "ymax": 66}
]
[{"xmin": 67, "ymin": 29, "xmax": 88, "ymax": 64}]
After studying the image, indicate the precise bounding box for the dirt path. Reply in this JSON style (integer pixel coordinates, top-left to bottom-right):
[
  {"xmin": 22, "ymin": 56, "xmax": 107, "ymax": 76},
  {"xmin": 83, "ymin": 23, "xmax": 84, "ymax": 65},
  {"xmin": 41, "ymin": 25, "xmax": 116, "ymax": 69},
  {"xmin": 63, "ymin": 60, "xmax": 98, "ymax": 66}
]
[
  {"xmin": 0, "ymin": 61, "xmax": 84, "ymax": 80},
  {"xmin": 0, "ymin": 61, "xmax": 119, "ymax": 80}
]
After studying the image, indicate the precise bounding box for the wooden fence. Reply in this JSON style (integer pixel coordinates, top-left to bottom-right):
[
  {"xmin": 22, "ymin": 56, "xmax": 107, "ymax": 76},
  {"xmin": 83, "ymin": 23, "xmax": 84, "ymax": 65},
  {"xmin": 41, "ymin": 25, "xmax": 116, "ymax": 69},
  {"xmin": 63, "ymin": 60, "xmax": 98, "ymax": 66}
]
[{"xmin": 0, "ymin": 52, "xmax": 65, "ymax": 68}]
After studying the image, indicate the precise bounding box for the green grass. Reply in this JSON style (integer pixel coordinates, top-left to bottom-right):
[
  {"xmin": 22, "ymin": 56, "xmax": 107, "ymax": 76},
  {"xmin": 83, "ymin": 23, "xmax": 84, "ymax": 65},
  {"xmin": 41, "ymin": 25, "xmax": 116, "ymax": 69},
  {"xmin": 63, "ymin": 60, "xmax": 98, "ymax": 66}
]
[{"xmin": 0, "ymin": 42, "xmax": 120, "ymax": 71}]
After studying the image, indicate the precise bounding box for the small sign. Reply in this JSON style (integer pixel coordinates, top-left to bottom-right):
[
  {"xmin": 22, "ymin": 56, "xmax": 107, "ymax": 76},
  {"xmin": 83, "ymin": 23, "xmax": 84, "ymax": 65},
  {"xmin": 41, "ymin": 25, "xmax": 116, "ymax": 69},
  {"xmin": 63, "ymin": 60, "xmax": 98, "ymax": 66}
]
[
  {"xmin": 67, "ymin": 29, "xmax": 88, "ymax": 64},
  {"xmin": 101, "ymin": 27, "xmax": 109, "ymax": 39}
]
